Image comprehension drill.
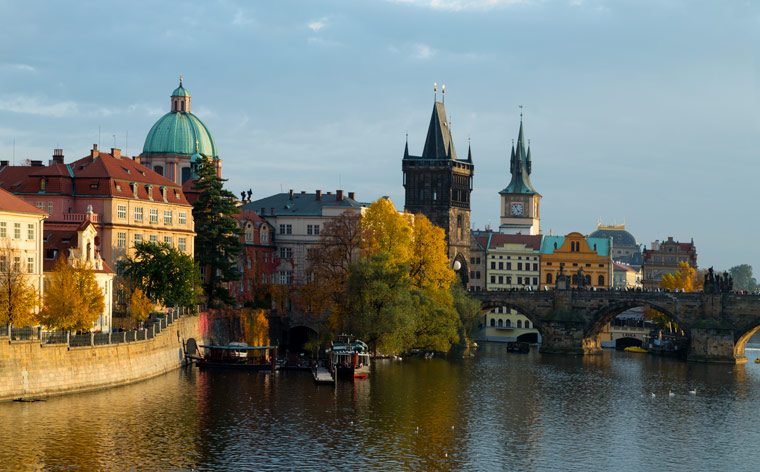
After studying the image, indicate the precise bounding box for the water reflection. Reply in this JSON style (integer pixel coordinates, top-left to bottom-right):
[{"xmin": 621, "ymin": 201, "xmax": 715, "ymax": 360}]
[{"xmin": 2, "ymin": 347, "xmax": 760, "ymax": 471}]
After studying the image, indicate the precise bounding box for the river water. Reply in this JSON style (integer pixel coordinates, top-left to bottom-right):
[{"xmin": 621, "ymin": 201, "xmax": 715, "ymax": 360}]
[{"xmin": 2, "ymin": 344, "xmax": 760, "ymax": 471}]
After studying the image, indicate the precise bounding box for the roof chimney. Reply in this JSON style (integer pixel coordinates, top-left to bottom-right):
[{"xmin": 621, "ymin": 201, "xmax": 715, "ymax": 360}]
[
  {"xmin": 30, "ymin": 160, "xmax": 43, "ymax": 167},
  {"xmin": 336, "ymin": 190, "xmax": 343, "ymax": 201},
  {"xmin": 315, "ymin": 190, "xmax": 321, "ymax": 201},
  {"xmin": 91, "ymin": 144, "xmax": 99, "ymax": 158},
  {"xmin": 52, "ymin": 149, "xmax": 64, "ymax": 164},
  {"xmin": 348, "ymin": 192, "xmax": 355, "ymax": 200},
  {"xmin": 111, "ymin": 148, "xmax": 121, "ymax": 158},
  {"xmin": 0, "ymin": 160, "xmax": 8, "ymax": 167},
  {"xmin": 289, "ymin": 189, "xmax": 294, "ymax": 199},
  {"xmin": 270, "ymin": 208, "xmax": 275, "ymax": 215}
]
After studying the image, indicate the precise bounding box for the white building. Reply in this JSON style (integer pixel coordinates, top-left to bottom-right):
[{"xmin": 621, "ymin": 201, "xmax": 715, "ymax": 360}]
[{"xmin": 0, "ymin": 187, "xmax": 47, "ymax": 313}]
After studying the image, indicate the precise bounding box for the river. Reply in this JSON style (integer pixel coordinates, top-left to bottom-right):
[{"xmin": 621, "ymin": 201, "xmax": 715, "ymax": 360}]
[{"xmin": 2, "ymin": 344, "xmax": 760, "ymax": 471}]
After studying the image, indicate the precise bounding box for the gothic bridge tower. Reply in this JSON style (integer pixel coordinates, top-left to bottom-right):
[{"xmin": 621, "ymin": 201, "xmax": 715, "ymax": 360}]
[{"xmin": 402, "ymin": 86, "xmax": 474, "ymax": 284}]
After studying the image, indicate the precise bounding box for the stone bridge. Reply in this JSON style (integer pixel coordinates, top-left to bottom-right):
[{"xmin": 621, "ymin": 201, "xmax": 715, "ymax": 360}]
[{"xmin": 470, "ymin": 290, "xmax": 760, "ymax": 363}]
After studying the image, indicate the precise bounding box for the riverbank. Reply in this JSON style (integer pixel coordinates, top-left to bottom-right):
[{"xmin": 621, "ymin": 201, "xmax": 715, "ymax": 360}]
[{"xmin": 0, "ymin": 315, "xmax": 202, "ymax": 402}]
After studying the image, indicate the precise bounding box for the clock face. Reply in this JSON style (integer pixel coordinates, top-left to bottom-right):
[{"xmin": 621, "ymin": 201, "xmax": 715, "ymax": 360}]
[{"xmin": 511, "ymin": 202, "xmax": 523, "ymax": 216}]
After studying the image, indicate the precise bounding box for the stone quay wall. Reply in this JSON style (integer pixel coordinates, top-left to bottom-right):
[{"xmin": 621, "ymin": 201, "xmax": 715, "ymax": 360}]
[{"xmin": 0, "ymin": 315, "xmax": 202, "ymax": 402}]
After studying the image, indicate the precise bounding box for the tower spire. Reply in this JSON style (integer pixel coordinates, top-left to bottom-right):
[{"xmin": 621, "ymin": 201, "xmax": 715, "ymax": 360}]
[{"xmin": 404, "ymin": 132, "xmax": 409, "ymax": 159}]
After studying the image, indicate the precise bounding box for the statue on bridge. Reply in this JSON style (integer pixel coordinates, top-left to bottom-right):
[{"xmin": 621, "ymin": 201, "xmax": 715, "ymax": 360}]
[
  {"xmin": 704, "ymin": 267, "xmax": 733, "ymax": 294},
  {"xmin": 556, "ymin": 263, "xmax": 569, "ymax": 290}
]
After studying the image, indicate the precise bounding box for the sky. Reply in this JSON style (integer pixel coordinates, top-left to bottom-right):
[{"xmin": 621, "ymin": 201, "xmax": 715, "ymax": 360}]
[{"xmin": 1, "ymin": 0, "xmax": 758, "ymax": 272}]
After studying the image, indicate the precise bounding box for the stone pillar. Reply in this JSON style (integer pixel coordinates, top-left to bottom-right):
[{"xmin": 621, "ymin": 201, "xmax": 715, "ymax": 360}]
[
  {"xmin": 688, "ymin": 328, "xmax": 739, "ymax": 363},
  {"xmin": 539, "ymin": 320, "xmax": 599, "ymax": 355}
]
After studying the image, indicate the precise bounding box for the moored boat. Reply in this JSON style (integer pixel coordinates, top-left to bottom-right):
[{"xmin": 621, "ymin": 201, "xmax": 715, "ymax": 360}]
[
  {"xmin": 330, "ymin": 335, "xmax": 370, "ymax": 379},
  {"xmin": 197, "ymin": 343, "xmax": 278, "ymax": 371},
  {"xmin": 624, "ymin": 346, "xmax": 648, "ymax": 353}
]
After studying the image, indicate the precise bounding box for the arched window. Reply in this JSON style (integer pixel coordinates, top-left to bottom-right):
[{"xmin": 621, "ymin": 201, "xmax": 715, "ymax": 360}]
[
  {"xmin": 490, "ymin": 318, "xmax": 495, "ymax": 327},
  {"xmin": 505, "ymin": 319, "xmax": 511, "ymax": 328},
  {"xmin": 517, "ymin": 320, "xmax": 522, "ymax": 328},
  {"xmin": 154, "ymin": 165, "xmax": 164, "ymax": 176},
  {"xmin": 497, "ymin": 319, "xmax": 503, "ymax": 327},
  {"xmin": 525, "ymin": 321, "xmax": 531, "ymax": 329},
  {"xmin": 181, "ymin": 101, "xmax": 185, "ymax": 112},
  {"xmin": 261, "ymin": 227, "xmax": 268, "ymax": 243},
  {"xmin": 598, "ymin": 275, "xmax": 605, "ymax": 286},
  {"xmin": 546, "ymin": 273, "xmax": 553, "ymax": 284}
]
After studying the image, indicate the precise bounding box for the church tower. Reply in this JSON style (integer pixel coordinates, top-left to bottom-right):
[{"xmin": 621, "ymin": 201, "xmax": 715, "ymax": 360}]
[
  {"xmin": 499, "ymin": 114, "xmax": 541, "ymax": 235},
  {"xmin": 402, "ymin": 87, "xmax": 474, "ymax": 283}
]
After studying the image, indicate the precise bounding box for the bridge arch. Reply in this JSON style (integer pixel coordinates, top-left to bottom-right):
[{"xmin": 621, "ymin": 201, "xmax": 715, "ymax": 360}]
[
  {"xmin": 478, "ymin": 299, "xmax": 545, "ymax": 343},
  {"xmin": 585, "ymin": 299, "xmax": 685, "ymax": 339}
]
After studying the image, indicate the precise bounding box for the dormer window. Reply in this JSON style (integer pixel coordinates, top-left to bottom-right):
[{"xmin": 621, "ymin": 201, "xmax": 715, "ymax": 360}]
[
  {"xmin": 161, "ymin": 186, "xmax": 167, "ymax": 202},
  {"xmin": 40, "ymin": 178, "xmax": 47, "ymax": 192},
  {"xmin": 131, "ymin": 182, "xmax": 138, "ymax": 198},
  {"xmin": 146, "ymin": 185, "xmax": 153, "ymax": 201}
]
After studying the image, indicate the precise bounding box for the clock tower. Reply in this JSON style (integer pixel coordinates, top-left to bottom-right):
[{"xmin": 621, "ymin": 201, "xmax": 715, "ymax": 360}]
[{"xmin": 499, "ymin": 115, "xmax": 541, "ymax": 235}]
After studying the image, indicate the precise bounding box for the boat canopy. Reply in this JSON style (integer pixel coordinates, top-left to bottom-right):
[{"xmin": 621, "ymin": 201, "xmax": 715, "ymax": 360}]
[{"xmin": 200, "ymin": 345, "xmax": 275, "ymax": 350}]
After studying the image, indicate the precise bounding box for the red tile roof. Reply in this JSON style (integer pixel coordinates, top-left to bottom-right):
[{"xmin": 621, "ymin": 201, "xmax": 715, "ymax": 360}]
[
  {"xmin": 42, "ymin": 225, "xmax": 114, "ymax": 274},
  {"xmin": 0, "ymin": 187, "xmax": 48, "ymax": 215},
  {"xmin": 487, "ymin": 233, "xmax": 542, "ymax": 251}
]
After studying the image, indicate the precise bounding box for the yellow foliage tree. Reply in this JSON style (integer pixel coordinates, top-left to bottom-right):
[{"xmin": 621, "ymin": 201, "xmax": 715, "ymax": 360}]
[
  {"xmin": 361, "ymin": 197, "xmax": 412, "ymax": 262},
  {"xmin": 241, "ymin": 308, "xmax": 270, "ymax": 346},
  {"xmin": 128, "ymin": 288, "xmax": 153, "ymax": 324},
  {"xmin": 408, "ymin": 215, "xmax": 456, "ymax": 290},
  {"xmin": 39, "ymin": 257, "xmax": 105, "ymax": 332},
  {"xmin": 660, "ymin": 261, "xmax": 701, "ymax": 292},
  {"xmin": 0, "ymin": 245, "xmax": 39, "ymax": 327}
]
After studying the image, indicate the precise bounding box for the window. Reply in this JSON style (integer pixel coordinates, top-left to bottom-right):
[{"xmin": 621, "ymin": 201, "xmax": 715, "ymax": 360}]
[
  {"xmin": 150, "ymin": 209, "xmax": 158, "ymax": 224},
  {"xmin": 27, "ymin": 224, "xmax": 34, "ymax": 240},
  {"xmin": 0, "ymin": 222, "xmax": 5, "ymax": 238},
  {"xmin": 14, "ymin": 223, "xmax": 21, "ymax": 239},
  {"xmin": 279, "ymin": 224, "xmax": 285, "ymax": 234},
  {"xmin": 134, "ymin": 234, "xmax": 143, "ymax": 245},
  {"xmin": 506, "ymin": 276, "xmax": 512, "ymax": 284},
  {"xmin": 498, "ymin": 262, "xmax": 504, "ymax": 270},
  {"xmin": 533, "ymin": 277, "xmax": 538, "ymax": 285},
  {"xmin": 517, "ymin": 263, "xmax": 523, "ymax": 271},
  {"xmin": 264, "ymin": 253, "xmax": 269, "ymax": 263},
  {"xmin": 261, "ymin": 228, "xmax": 268, "ymax": 243},
  {"xmin": 526, "ymin": 321, "xmax": 531, "ymax": 329},
  {"xmin": 178, "ymin": 237, "xmax": 187, "ymax": 252},
  {"xmin": 117, "ymin": 205, "xmax": 126, "ymax": 219},
  {"xmin": 27, "ymin": 257, "xmax": 34, "ymax": 274},
  {"xmin": 490, "ymin": 262, "xmax": 496, "ymax": 270},
  {"xmin": 314, "ymin": 225, "xmax": 320, "ymax": 236},
  {"xmin": 533, "ymin": 263, "xmax": 538, "ymax": 271},
  {"xmin": 134, "ymin": 207, "xmax": 143, "ymax": 222},
  {"xmin": 307, "ymin": 224, "xmax": 313, "ymax": 235},
  {"xmin": 280, "ymin": 247, "xmax": 292, "ymax": 259},
  {"xmin": 150, "ymin": 235, "xmax": 157, "ymax": 244},
  {"xmin": 490, "ymin": 318, "xmax": 495, "ymax": 327},
  {"xmin": 35, "ymin": 201, "xmax": 44, "ymax": 209},
  {"xmin": 505, "ymin": 319, "xmax": 511, "ymax": 328},
  {"xmin": 247, "ymin": 258, "xmax": 252, "ymax": 269},
  {"xmin": 13, "ymin": 257, "xmax": 20, "ymax": 273},
  {"xmin": 490, "ymin": 276, "xmax": 495, "ymax": 284},
  {"xmin": 47, "ymin": 202, "xmax": 53, "ymax": 214},
  {"xmin": 178, "ymin": 212, "xmax": 187, "ymax": 225},
  {"xmin": 498, "ymin": 276, "xmax": 504, "ymax": 284},
  {"xmin": 164, "ymin": 210, "xmax": 172, "ymax": 225},
  {"xmin": 517, "ymin": 320, "xmax": 522, "ymax": 328},
  {"xmin": 279, "ymin": 271, "xmax": 292, "ymax": 285},
  {"xmin": 246, "ymin": 229, "xmax": 253, "ymax": 242},
  {"xmin": 164, "ymin": 236, "xmax": 172, "ymax": 246},
  {"xmin": 517, "ymin": 276, "xmax": 523, "ymax": 285},
  {"xmin": 117, "ymin": 232, "xmax": 126, "ymax": 248},
  {"xmin": 0, "ymin": 256, "xmax": 5, "ymax": 272},
  {"xmin": 598, "ymin": 275, "xmax": 605, "ymax": 286},
  {"xmin": 507, "ymin": 262, "xmax": 512, "ymax": 270},
  {"xmin": 546, "ymin": 273, "xmax": 553, "ymax": 284},
  {"xmin": 279, "ymin": 224, "xmax": 292, "ymax": 235}
]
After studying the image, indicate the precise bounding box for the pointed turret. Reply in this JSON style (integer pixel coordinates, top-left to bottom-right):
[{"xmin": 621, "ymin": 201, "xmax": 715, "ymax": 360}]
[
  {"xmin": 500, "ymin": 119, "xmax": 539, "ymax": 196},
  {"xmin": 467, "ymin": 141, "xmax": 473, "ymax": 163},
  {"xmin": 421, "ymin": 102, "xmax": 457, "ymax": 160},
  {"xmin": 404, "ymin": 136, "xmax": 409, "ymax": 159}
]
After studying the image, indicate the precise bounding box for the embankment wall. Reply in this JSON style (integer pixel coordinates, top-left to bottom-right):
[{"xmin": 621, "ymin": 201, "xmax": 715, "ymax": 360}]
[{"xmin": 0, "ymin": 315, "xmax": 201, "ymax": 402}]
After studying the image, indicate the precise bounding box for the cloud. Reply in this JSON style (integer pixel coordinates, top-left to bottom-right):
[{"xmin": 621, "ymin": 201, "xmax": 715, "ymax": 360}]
[
  {"xmin": 0, "ymin": 95, "xmax": 79, "ymax": 117},
  {"xmin": 412, "ymin": 43, "xmax": 436, "ymax": 59},
  {"xmin": 308, "ymin": 17, "xmax": 328, "ymax": 32},
  {"xmin": 1, "ymin": 63, "xmax": 36, "ymax": 73},
  {"xmin": 388, "ymin": 0, "xmax": 530, "ymax": 11}
]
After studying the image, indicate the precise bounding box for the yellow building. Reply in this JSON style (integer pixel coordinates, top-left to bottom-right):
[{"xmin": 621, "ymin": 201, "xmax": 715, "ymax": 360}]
[{"xmin": 540, "ymin": 232, "xmax": 612, "ymax": 289}]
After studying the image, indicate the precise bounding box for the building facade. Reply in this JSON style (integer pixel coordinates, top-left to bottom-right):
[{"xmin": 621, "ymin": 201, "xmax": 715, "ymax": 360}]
[
  {"xmin": 641, "ymin": 237, "xmax": 697, "ymax": 289},
  {"xmin": 589, "ymin": 222, "xmax": 642, "ymax": 268},
  {"xmin": 0, "ymin": 188, "xmax": 47, "ymax": 311},
  {"xmin": 499, "ymin": 117, "xmax": 541, "ymax": 235},
  {"xmin": 402, "ymin": 95, "xmax": 474, "ymax": 283},
  {"xmin": 231, "ymin": 209, "xmax": 278, "ymax": 304},
  {"xmin": 243, "ymin": 189, "xmax": 367, "ymax": 288},
  {"xmin": 469, "ymin": 235, "xmax": 486, "ymax": 292},
  {"xmin": 540, "ymin": 232, "xmax": 613, "ymax": 289}
]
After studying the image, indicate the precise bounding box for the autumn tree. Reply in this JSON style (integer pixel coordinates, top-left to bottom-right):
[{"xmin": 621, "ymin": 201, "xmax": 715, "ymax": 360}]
[
  {"xmin": 39, "ymin": 257, "xmax": 105, "ymax": 332},
  {"xmin": 408, "ymin": 215, "xmax": 456, "ymax": 289},
  {"xmin": 660, "ymin": 261, "xmax": 701, "ymax": 292},
  {"xmin": 301, "ymin": 210, "xmax": 363, "ymax": 321},
  {"xmin": 123, "ymin": 242, "xmax": 199, "ymax": 308},
  {"xmin": 192, "ymin": 155, "xmax": 243, "ymax": 307},
  {"xmin": 128, "ymin": 288, "xmax": 153, "ymax": 324},
  {"xmin": 0, "ymin": 244, "xmax": 39, "ymax": 327},
  {"xmin": 361, "ymin": 197, "xmax": 412, "ymax": 261},
  {"xmin": 240, "ymin": 308, "xmax": 270, "ymax": 346}
]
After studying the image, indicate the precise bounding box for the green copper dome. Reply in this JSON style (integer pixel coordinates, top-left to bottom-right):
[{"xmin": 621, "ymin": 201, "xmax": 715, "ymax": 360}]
[
  {"xmin": 142, "ymin": 111, "xmax": 218, "ymax": 158},
  {"xmin": 172, "ymin": 84, "xmax": 190, "ymax": 97}
]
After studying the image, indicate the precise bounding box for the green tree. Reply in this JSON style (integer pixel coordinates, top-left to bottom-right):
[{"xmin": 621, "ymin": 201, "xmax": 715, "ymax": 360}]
[
  {"xmin": 729, "ymin": 264, "xmax": 757, "ymax": 292},
  {"xmin": 410, "ymin": 286, "xmax": 460, "ymax": 352},
  {"xmin": 345, "ymin": 252, "xmax": 415, "ymax": 355},
  {"xmin": 192, "ymin": 155, "xmax": 243, "ymax": 307},
  {"xmin": 39, "ymin": 258, "xmax": 104, "ymax": 332},
  {"xmin": 0, "ymin": 244, "xmax": 39, "ymax": 327},
  {"xmin": 123, "ymin": 242, "xmax": 199, "ymax": 307},
  {"xmin": 450, "ymin": 276, "xmax": 482, "ymax": 346}
]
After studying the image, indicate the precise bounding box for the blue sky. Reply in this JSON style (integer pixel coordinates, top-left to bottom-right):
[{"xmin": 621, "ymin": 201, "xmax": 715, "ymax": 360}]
[{"xmin": 1, "ymin": 0, "xmax": 758, "ymax": 272}]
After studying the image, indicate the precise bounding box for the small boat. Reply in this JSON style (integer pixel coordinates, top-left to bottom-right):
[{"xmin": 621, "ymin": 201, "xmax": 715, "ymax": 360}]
[
  {"xmin": 507, "ymin": 342, "xmax": 530, "ymax": 353},
  {"xmin": 197, "ymin": 343, "xmax": 278, "ymax": 371},
  {"xmin": 624, "ymin": 346, "xmax": 648, "ymax": 353},
  {"xmin": 329, "ymin": 334, "xmax": 370, "ymax": 379},
  {"xmin": 755, "ymin": 358, "xmax": 759, "ymax": 364}
]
